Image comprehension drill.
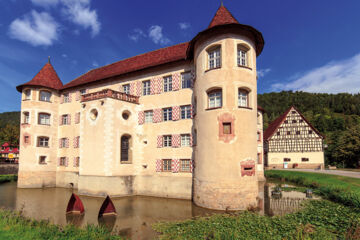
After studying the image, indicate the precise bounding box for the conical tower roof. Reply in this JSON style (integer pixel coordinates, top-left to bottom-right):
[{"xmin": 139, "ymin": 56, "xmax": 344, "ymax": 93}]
[
  {"xmin": 208, "ymin": 5, "xmax": 239, "ymax": 28},
  {"xmin": 16, "ymin": 60, "xmax": 63, "ymax": 92}
]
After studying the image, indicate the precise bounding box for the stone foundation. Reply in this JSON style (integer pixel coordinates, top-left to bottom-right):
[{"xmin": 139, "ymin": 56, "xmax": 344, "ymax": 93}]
[
  {"xmin": 17, "ymin": 171, "xmax": 56, "ymax": 188},
  {"xmin": 56, "ymin": 171, "xmax": 79, "ymax": 189},
  {"xmin": 193, "ymin": 177, "xmax": 259, "ymax": 210},
  {"xmin": 266, "ymin": 163, "xmax": 324, "ymax": 170}
]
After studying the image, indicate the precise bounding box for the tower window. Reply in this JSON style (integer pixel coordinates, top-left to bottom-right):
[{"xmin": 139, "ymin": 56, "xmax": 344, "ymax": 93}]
[
  {"xmin": 208, "ymin": 89, "xmax": 222, "ymax": 109},
  {"xmin": 223, "ymin": 122, "xmax": 231, "ymax": 134},
  {"xmin": 208, "ymin": 46, "xmax": 221, "ymax": 69},
  {"xmin": 24, "ymin": 89, "xmax": 31, "ymax": 100},
  {"xmin": 23, "ymin": 112, "xmax": 30, "ymax": 124},
  {"xmin": 238, "ymin": 89, "xmax": 249, "ymax": 107},
  {"xmin": 39, "ymin": 90, "xmax": 51, "ymax": 102},
  {"xmin": 237, "ymin": 45, "xmax": 249, "ymax": 67},
  {"xmin": 38, "ymin": 113, "xmax": 50, "ymax": 125}
]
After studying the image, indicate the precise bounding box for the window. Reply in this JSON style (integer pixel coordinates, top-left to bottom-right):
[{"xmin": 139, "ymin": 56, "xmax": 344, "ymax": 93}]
[
  {"xmin": 74, "ymin": 157, "xmax": 80, "ymax": 167},
  {"xmin": 121, "ymin": 135, "xmax": 130, "ymax": 162},
  {"xmin": 292, "ymin": 111, "xmax": 296, "ymax": 114},
  {"xmin": 143, "ymin": 80, "xmax": 151, "ymax": 96},
  {"xmin": 296, "ymin": 131, "xmax": 300, "ymax": 135},
  {"xmin": 163, "ymin": 108, "xmax": 172, "ymax": 121},
  {"xmin": 24, "ymin": 89, "xmax": 31, "ymax": 100},
  {"xmin": 123, "ymin": 84, "xmax": 130, "ymax": 94},
  {"xmin": 39, "ymin": 90, "xmax": 51, "ymax": 102},
  {"xmin": 300, "ymin": 119, "xmax": 304, "ymax": 123},
  {"xmin": 208, "ymin": 46, "xmax": 221, "ymax": 69},
  {"xmin": 38, "ymin": 113, "xmax": 50, "ymax": 125},
  {"xmin": 180, "ymin": 159, "xmax": 191, "ymax": 172},
  {"xmin": 163, "ymin": 76, "xmax": 172, "ymax": 92},
  {"xmin": 63, "ymin": 93, "xmax": 70, "ymax": 103},
  {"xmin": 208, "ymin": 89, "xmax": 222, "ymax": 108},
  {"xmin": 145, "ymin": 111, "xmax": 153, "ymax": 123},
  {"xmin": 59, "ymin": 157, "xmax": 66, "ymax": 166},
  {"xmin": 284, "ymin": 158, "xmax": 291, "ymax": 162},
  {"xmin": 181, "ymin": 72, "xmax": 192, "ymax": 89},
  {"xmin": 37, "ymin": 137, "xmax": 49, "ymax": 147},
  {"xmin": 62, "ymin": 114, "xmax": 70, "ymax": 125},
  {"xmin": 60, "ymin": 138, "xmax": 68, "ymax": 148},
  {"xmin": 292, "ymin": 120, "xmax": 297, "ymax": 123},
  {"xmin": 238, "ymin": 89, "xmax": 249, "ymax": 107},
  {"xmin": 308, "ymin": 130, "xmax": 313, "ymax": 134},
  {"xmin": 181, "ymin": 105, "xmax": 191, "ymax": 119},
  {"xmin": 24, "ymin": 136, "xmax": 30, "ymax": 144},
  {"xmin": 39, "ymin": 156, "xmax": 47, "ymax": 165},
  {"xmin": 277, "ymin": 131, "xmax": 280, "ymax": 136},
  {"xmin": 80, "ymin": 89, "xmax": 87, "ymax": 95},
  {"xmin": 223, "ymin": 122, "xmax": 231, "ymax": 134},
  {"xmin": 23, "ymin": 112, "xmax": 30, "ymax": 124},
  {"xmin": 257, "ymin": 153, "xmax": 262, "ymax": 164},
  {"xmin": 237, "ymin": 45, "xmax": 248, "ymax": 67},
  {"xmin": 181, "ymin": 134, "xmax": 191, "ymax": 147},
  {"xmin": 74, "ymin": 136, "xmax": 80, "ymax": 148},
  {"xmin": 163, "ymin": 135, "xmax": 172, "ymax": 147},
  {"xmin": 301, "ymin": 158, "xmax": 309, "ymax": 162},
  {"xmin": 162, "ymin": 159, "xmax": 172, "ymax": 172},
  {"xmin": 284, "ymin": 120, "xmax": 288, "ymax": 124},
  {"xmin": 257, "ymin": 131, "xmax": 261, "ymax": 141},
  {"xmin": 287, "ymin": 131, "xmax": 291, "ymax": 135}
]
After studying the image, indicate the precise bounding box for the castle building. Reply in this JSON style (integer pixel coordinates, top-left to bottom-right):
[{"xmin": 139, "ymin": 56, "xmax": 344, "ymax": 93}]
[
  {"xmin": 16, "ymin": 5, "xmax": 265, "ymax": 210},
  {"xmin": 264, "ymin": 106, "xmax": 325, "ymax": 169}
]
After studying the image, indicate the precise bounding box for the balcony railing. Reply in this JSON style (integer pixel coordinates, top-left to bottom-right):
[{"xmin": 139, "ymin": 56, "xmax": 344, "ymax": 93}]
[{"xmin": 81, "ymin": 89, "xmax": 139, "ymax": 104}]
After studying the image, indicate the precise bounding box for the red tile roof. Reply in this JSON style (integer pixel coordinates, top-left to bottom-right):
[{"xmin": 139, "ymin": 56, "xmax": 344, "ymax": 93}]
[
  {"xmin": 264, "ymin": 106, "xmax": 324, "ymax": 141},
  {"xmin": 16, "ymin": 62, "xmax": 63, "ymax": 92},
  {"xmin": 62, "ymin": 42, "xmax": 189, "ymax": 90},
  {"xmin": 208, "ymin": 5, "xmax": 239, "ymax": 28}
]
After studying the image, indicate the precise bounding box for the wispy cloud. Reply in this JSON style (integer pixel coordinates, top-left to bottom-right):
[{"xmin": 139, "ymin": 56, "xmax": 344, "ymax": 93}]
[
  {"xmin": 31, "ymin": 0, "xmax": 59, "ymax": 7},
  {"xmin": 61, "ymin": 0, "xmax": 100, "ymax": 37},
  {"xmin": 148, "ymin": 25, "xmax": 170, "ymax": 45},
  {"xmin": 62, "ymin": 53, "xmax": 67, "ymax": 58},
  {"xmin": 128, "ymin": 28, "xmax": 146, "ymax": 42},
  {"xmin": 8, "ymin": 10, "xmax": 59, "ymax": 46},
  {"xmin": 271, "ymin": 53, "xmax": 360, "ymax": 93},
  {"xmin": 257, "ymin": 68, "xmax": 271, "ymax": 78},
  {"xmin": 179, "ymin": 22, "xmax": 190, "ymax": 30},
  {"xmin": 92, "ymin": 61, "xmax": 99, "ymax": 67}
]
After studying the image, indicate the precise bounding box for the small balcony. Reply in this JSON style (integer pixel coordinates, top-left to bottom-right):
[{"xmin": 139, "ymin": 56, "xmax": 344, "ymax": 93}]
[{"xmin": 81, "ymin": 89, "xmax": 139, "ymax": 104}]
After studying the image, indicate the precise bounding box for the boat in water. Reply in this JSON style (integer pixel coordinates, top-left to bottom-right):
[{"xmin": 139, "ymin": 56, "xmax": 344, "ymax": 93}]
[
  {"xmin": 98, "ymin": 195, "xmax": 117, "ymax": 217},
  {"xmin": 66, "ymin": 193, "xmax": 85, "ymax": 214}
]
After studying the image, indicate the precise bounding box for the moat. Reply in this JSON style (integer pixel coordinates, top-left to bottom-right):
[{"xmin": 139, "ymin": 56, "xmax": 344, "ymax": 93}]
[{"xmin": 0, "ymin": 181, "xmax": 319, "ymax": 240}]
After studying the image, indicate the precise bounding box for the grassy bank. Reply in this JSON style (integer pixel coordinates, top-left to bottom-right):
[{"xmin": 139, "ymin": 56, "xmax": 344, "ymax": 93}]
[
  {"xmin": 0, "ymin": 174, "xmax": 17, "ymax": 184},
  {"xmin": 154, "ymin": 200, "xmax": 360, "ymax": 239},
  {"xmin": 265, "ymin": 170, "xmax": 360, "ymax": 208},
  {"xmin": 0, "ymin": 209, "xmax": 123, "ymax": 240}
]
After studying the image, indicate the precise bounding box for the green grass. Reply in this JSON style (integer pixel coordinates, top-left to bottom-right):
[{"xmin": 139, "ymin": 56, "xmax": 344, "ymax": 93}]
[
  {"xmin": 265, "ymin": 170, "xmax": 360, "ymax": 208},
  {"xmin": 0, "ymin": 209, "xmax": 124, "ymax": 240},
  {"xmin": 0, "ymin": 174, "xmax": 17, "ymax": 184},
  {"xmin": 154, "ymin": 200, "xmax": 360, "ymax": 239}
]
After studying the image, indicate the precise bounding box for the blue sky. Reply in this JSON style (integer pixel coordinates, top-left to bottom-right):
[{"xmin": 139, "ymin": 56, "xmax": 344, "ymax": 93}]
[{"xmin": 0, "ymin": 0, "xmax": 360, "ymax": 112}]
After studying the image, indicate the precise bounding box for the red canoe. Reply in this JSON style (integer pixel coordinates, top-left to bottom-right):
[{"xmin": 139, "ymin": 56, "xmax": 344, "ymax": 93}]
[
  {"xmin": 98, "ymin": 195, "xmax": 117, "ymax": 217},
  {"xmin": 66, "ymin": 193, "xmax": 85, "ymax": 214}
]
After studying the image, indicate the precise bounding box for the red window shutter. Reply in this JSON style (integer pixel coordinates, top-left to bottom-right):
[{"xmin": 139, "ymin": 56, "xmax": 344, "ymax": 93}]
[
  {"xmin": 138, "ymin": 111, "xmax": 145, "ymax": 125},
  {"xmin": 66, "ymin": 138, "xmax": 69, "ymax": 148},
  {"xmin": 150, "ymin": 78, "xmax": 156, "ymax": 95},
  {"xmin": 130, "ymin": 82, "xmax": 135, "ymax": 95},
  {"xmin": 153, "ymin": 109, "xmax": 162, "ymax": 123},
  {"xmin": 172, "ymin": 106, "xmax": 180, "ymax": 121},
  {"xmin": 172, "ymin": 159, "xmax": 180, "ymax": 173},
  {"xmin": 136, "ymin": 81, "xmax": 142, "ymax": 96},
  {"xmin": 73, "ymin": 157, "xmax": 76, "ymax": 167},
  {"xmin": 59, "ymin": 117, "xmax": 63, "ymax": 126},
  {"xmin": 68, "ymin": 114, "xmax": 71, "ymax": 124},
  {"xmin": 190, "ymin": 159, "xmax": 194, "ymax": 172},
  {"xmin": 190, "ymin": 105, "xmax": 194, "ymax": 119},
  {"xmin": 190, "ymin": 134, "xmax": 193, "ymax": 146},
  {"xmin": 59, "ymin": 139, "xmax": 62, "ymax": 148},
  {"xmin": 156, "ymin": 159, "xmax": 162, "ymax": 172},
  {"xmin": 60, "ymin": 95, "xmax": 64, "ymax": 104},
  {"xmin": 172, "ymin": 73, "xmax": 180, "ymax": 91},
  {"xmin": 57, "ymin": 157, "xmax": 60, "ymax": 166},
  {"xmin": 69, "ymin": 92, "xmax": 72, "ymax": 102},
  {"xmin": 76, "ymin": 91, "xmax": 80, "ymax": 101},
  {"xmin": 157, "ymin": 77, "xmax": 163, "ymax": 93},
  {"xmin": 157, "ymin": 136, "xmax": 163, "ymax": 148},
  {"xmin": 172, "ymin": 134, "xmax": 180, "ymax": 148},
  {"xmin": 65, "ymin": 157, "xmax": 69, "ymax": 167}
]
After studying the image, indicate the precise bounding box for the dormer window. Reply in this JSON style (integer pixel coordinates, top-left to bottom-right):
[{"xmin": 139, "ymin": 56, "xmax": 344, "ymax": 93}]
[
  {"xmin": 237, "ymin": 45, "xmax": 249, "ymax": 67},
  {"xmin": 208, "ymin": 46, "xmax": 221, "ymax": 70},
  {"xmin": 24, "ymin": 89, "xmax": 31, "ymax": 100},
  {"xmin": 39, "ymin": 90, "xmax": 51, "ymax": 102}
]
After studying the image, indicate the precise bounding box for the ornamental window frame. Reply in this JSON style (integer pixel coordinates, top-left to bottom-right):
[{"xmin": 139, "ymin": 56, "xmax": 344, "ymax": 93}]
[
  {"xmin": 207, "ymin": 45, "xmax": 221, "ymax": 70},
  {"xmin": 163, "ymin": 76, "xmax": 172, "ymax": 92},
  {"xmin": 39, "ymin": 90, "xmax": 51, "ymax": 102}
]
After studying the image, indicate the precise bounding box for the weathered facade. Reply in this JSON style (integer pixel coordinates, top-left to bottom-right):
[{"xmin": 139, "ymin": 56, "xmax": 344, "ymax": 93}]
[
  {"xmin": 16, "ymin": 5, "xmax": 265, "ymax": 210},
  {"xmin": 264, "ymin": 106, "xmax": 325, "ymax": 169}
]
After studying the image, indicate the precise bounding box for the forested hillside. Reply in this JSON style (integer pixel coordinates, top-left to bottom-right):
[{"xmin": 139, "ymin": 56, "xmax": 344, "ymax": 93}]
[
  {"xmin": 1, "ymin": 91, "xmax": 359, "ymax": 168},
  {"xmin": 258, "ymin": 91, "xmax": 360, "ymax": 168}
]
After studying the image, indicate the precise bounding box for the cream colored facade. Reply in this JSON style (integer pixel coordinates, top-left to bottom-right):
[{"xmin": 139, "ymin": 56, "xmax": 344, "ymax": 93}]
[{"xmin": 17, "ymin": 5, "xmax": 265, "ymax": 210}]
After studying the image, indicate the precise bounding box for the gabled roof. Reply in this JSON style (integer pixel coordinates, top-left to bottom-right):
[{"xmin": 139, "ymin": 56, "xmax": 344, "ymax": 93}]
[
  {"xmin": 208, "ymin": 5, "xmax": 239, "ymax": 28},
  {"xmin": 264, "ymin": 106, "xmax": 324, "ymax": 141},
  {"xmin": 62, "ymin": 42, "xmax": 189, "ymax": 90},
  {"xmin": 16, "ymin": 62, "xmax": 63, "ymax": 92}
]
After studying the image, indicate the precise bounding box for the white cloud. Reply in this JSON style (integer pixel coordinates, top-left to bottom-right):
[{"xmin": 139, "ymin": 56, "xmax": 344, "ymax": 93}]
[
  {"xmin": 271, "ymin": 53, "xmax": 360, "ymax": 94},
  {"xmin": 148, "ymin": 25, "xmax": 170, "ymax": 45},
  {"xmin": 61, "ymin": 0, "xmax": 100, "ymax": 37},
  {"xmin": 92, "ymin": 61, "xmax": 99, "ymax": 67},
  {"xmin": 257, "ymin": 68, "xmax": 271, "ymax": 78},
  {"xmin": 8, "ymin": 10, "xmax": 59, "ymax": 46},
  {"xmin": 31, "ymin": 0, "xmax": 59, "ymax": 7},
  {"xmin": 179, "ymin": 22, "xmax": 190, "ymax": 30},
  {"xmin": 62, "ymin": 53, "xmax": 67, "ymax": 58},
  {"xmin": 128, "ymin": 28, "xmax": 146, "ymax": 42}
]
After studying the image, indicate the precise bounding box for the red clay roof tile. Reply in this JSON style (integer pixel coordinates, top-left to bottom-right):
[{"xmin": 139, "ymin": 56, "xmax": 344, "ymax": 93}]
[{"xmin": 208, "ymin": 5, "xmax": 239, "ymax": 28}]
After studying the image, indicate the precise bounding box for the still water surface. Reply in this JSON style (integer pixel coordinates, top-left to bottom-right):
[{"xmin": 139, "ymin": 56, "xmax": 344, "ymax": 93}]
[{"xmin": 0, "ymin": 181, "xmax": 318, "ymax": 239}]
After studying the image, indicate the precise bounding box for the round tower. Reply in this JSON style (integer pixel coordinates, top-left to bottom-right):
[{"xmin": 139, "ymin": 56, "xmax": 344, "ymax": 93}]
[
  {"xmin": 16, "ymin": 59, "xmax": 63, "ymax": 188},
  {"xmin": 190, "ymin": 5, "xmax": 264, "ymax": 210}
]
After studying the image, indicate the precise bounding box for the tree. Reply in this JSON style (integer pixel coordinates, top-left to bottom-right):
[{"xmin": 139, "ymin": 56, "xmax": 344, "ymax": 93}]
[{"xmin": 333, "ymin": 126, "xmax": 360, "ymax": 168}]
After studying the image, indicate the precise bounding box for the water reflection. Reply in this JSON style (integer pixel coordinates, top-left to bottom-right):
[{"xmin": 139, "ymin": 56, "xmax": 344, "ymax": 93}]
[{"xmin": 0, "ymin": 182, "xmax": 319, "ymax": 239}]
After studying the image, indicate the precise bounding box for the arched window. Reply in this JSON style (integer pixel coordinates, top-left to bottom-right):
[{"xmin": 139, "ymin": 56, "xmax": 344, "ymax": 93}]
[
  {"xmin": 38, "ymin": 113, "xmax": 51, "ymax": 125},
  {"xmin": 23, "ymin": 112, "xmax": 30, "ymax": 124},
  {"xmin": 208, "ymin": 89, "xmax": 222, "ymax": 109},
  {"xmin": 207, "ymin": 45, "xmax": 221, "ymax": 70},
  {"xmin": 238, "ymin": 88, "xmax": 249, "ymax": 107},
  {"xmin": 39, "ymin": 90, "xmax": 51, "ymax": 102},
  {"xmin": 121, "ymin": 135, "xmax": 131, "ymax": 163},
  {"xmin": 237, "ymin": 44, "xmax": 249, "ymax": 67}
]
